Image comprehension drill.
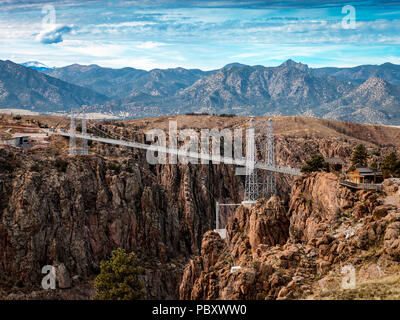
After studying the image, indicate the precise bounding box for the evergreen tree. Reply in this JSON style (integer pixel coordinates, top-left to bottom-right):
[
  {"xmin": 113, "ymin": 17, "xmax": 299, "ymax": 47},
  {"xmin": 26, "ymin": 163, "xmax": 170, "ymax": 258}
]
[
  {"xmin": 370, "ymin": 161, "xmax": 378, "ymax": 172},
  {"xmin": 301, "ymin": 154, "xmax": 328, "ymax": 174},
  {"xmin": 351, "ymin": 144, "xmax": 368, "ymax": 167},
  {"xmin": 93, "ymin": 248, "xmax": 146, "ymax": 300},
  {"xmin": 382, "ymin": 152, "xmax": 400, "ymax": 177}
]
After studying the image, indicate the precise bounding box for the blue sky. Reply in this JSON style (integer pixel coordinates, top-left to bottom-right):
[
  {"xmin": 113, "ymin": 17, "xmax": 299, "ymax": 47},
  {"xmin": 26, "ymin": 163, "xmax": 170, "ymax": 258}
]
[{"xmin": 1, "ymin": 0, "xmax": 400, "ymax": 70}]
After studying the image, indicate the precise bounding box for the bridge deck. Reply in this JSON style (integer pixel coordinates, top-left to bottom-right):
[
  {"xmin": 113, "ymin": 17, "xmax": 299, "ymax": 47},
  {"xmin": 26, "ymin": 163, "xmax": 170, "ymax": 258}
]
[
  {"xmin": 56, "ymin": 132, "xmax": 302, "ymax": 176},
  {"xmin": 339, "ymin": 179, "xmax": 382, "ymax": 191}
]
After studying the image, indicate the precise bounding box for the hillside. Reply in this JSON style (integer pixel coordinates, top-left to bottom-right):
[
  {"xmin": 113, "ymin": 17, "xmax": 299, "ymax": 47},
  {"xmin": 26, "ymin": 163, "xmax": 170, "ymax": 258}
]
[
  {"xmin": 311, "ymin": 62, "xmax": 400, "ymax": 86},
  {"xmin": 179, "ymin": 176, "xmax": 400, "ymax": 300},
  {"xmin": 0, "ymin": 60, "xmax": 109, "ymax": 112},
  {"xmin": 319, "ymin": 77, "xmax": 400, "ymax": 124},
  {"xmin": 43, "ymin": 64, "xmax": 209, "ymax": 99}
]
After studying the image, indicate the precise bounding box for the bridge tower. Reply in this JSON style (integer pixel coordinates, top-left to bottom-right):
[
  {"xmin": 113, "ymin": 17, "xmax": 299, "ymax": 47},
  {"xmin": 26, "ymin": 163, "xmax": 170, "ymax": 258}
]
[
  {"xmin": 69, "ymin": 113, "xmax": 88, "ymax": 155},
  {"xmin": 244, "ymin": 118, "xmax": 258, "ymax": 203},
  {"xmin": 265, "ymin": 118, "xmax": 276, "ymax": 198},
  {"xmin": 69, "ymin": 114, "xmax": 77, "ymax": 155},
  {"xmin": 244, "ymin": 118, "xmax": 277, "ymax": 204},
  {"xmin": 81, "ymin": 115, "xmax": 88, "ymax": 155}
]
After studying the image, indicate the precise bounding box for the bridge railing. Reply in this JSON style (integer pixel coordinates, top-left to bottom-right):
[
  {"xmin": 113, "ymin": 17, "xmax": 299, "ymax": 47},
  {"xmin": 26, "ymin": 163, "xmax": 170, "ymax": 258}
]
[
  {"xmin": 339, "ymin": 179, "xmax": 382, "ymax": 191},
  {"xmin": 55, "ymin": 131, "xmax": 303, "ymax": 176}
]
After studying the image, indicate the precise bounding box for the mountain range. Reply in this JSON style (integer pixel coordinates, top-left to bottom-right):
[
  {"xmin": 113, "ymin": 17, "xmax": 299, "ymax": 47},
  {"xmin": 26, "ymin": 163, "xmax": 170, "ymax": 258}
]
[
  {"xmin": 0, "ymin": 60, "xmax": 108, "ymax": 112},
  {"xmin": 1, "ymin": 59, "xmax": 400, "ymax": 124}
]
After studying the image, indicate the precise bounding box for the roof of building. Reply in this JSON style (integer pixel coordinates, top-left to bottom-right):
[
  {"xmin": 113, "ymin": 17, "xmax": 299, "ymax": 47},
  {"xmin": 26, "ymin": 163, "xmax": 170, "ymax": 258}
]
[
  {"xmin": 353, "ymin": 167, "xmax": 383, "ymax": 176},
  {"xmin": 356, "ymin": 167, "xmax": 373, "ymax": 173}
]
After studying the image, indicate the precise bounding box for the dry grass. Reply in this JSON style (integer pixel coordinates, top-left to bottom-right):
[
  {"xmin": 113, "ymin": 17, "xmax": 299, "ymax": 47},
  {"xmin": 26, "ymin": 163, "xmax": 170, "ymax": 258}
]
[
  {"xmin": 306, "ymin": 263, "xmax": 400, "ymax": 300},
  {"xmin": 124, "ymin": 115, "xmax": 400, "ymax": 148},
  {"xmin": 316, "ymin": 273, "xmax": 400, "ymax": 300}
]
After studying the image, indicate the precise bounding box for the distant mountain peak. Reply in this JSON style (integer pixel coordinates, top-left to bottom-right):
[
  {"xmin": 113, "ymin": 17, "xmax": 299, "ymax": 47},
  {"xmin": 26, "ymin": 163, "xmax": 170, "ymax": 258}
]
[
  {"xmin": 280, "ymin": 59, "xmax": 309, "ymax": 71},
  {"xmin": 381, "ymin": 62, "xmax": 395, "ymax": 66},
  {"xmin": 222, "ymin": 62, "xmax": 248, "ymax": 69},
  {"xmin": 21, "ymin": 61, "xmax": 52, "ymax": 71}
]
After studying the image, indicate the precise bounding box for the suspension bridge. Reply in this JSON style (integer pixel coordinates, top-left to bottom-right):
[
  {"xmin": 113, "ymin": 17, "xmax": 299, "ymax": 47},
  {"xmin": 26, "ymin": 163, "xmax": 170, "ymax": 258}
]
[
  {"xmin": 52, "ymin": 114, "xmax": 303, "ymax": 241},
  {"xmin": 54, "ymin": 114, "xmax": 302, "ymax": 202}
]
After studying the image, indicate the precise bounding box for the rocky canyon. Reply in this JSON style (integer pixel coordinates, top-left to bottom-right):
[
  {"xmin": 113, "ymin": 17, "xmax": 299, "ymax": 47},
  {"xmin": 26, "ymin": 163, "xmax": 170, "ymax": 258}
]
[{"xmin": 1, "ymin": 114, "xmax": 400, "ymax": 299}]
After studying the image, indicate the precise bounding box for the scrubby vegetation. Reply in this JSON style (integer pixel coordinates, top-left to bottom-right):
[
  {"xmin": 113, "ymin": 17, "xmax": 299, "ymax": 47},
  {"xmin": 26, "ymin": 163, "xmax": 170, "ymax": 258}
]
[
  {"xmin": 93, "ymin": 248, "xmax": 146, "ymax": 300},
  {"xmin": 382, "ymin": 152, "xmax": 400, "ymax": 177},
  {"xmin": 301, "ymin": 154, "xmax": 328, "ymax": 174},
  {"xmin": 54, "ymin": 158, "xmax": 68, "ymax": 173},
  {"xmin": 351, "ymin": 144, "xmax": 369, "ymax": 169}
]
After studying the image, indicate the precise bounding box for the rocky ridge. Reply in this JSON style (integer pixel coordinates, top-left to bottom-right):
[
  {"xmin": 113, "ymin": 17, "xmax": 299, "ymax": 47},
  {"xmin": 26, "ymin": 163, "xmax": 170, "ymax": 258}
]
[{"xmin": 179, "ymin": 174, "xmax": 400, "ymax": 300}]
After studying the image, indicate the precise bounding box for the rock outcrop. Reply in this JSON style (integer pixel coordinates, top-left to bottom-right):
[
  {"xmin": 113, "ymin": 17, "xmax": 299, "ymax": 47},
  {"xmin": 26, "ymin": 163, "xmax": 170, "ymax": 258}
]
[
  {"xmin": 0, "ymin": 145, "xmax": 242, "ymax": 299},
  {"xmin": 179, "ymin": 173, "xmax": 400, "ymax": 300}
]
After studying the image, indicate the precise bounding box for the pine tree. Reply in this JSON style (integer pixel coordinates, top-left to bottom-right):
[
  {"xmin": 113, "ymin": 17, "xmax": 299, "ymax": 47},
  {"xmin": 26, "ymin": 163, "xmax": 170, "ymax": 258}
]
[
  {"xmin": 93, "ymin": 248, "xmax": 146, "ymax": 300},
  {"xmin": 351, "ymin": 144, "xmax": 368, "ymax": 167},
  {"xmin": 382, "ymin": 152, "xmax": 400, "ymax": 177},
  {"xmin": 370, "ymin": 161, "xmax": 378, "ymax": 172},
  {"xmin": 301, "ymin": 154, "xmax": 328, "ymax": 174}
]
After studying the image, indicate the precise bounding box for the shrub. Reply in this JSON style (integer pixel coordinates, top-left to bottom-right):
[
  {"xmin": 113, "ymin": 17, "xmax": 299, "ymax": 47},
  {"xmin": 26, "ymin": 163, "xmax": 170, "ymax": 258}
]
[
  {"xmin": 219, "ymin": 113, "xmax": 236, "ymax": 117},
  {"xmin": 301, "ymin": 154, "xmax": 328, "ymax": 174},
  {"xmin": 108, "ymin": 162, "xmax": 121, "ymax": 174},
  {"xmin": 382, "ymin": 152, "xmax": 400, "ymax": 177},
  {"xmin": 54, "ymin": 158, "xmax": 68, "ymax": 172},
  {"xmin": 93, "ymin": 248, "xmax": 146, "ymax": 300},
  {"xmin": 370, "ymin": 161, "xmax": 378, "ymax": 172},
  {"xmin": 185, "ymin": 112, "xmax": 210, "ymax": 116},
  {"xmin": 351, "ymin": 144, "xmax": 368, "ymax": 167}
]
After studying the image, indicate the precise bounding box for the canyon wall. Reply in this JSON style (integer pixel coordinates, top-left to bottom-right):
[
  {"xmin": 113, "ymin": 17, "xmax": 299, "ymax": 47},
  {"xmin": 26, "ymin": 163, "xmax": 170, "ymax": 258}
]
[
  {"xmin": 179, "ymin": 174, "xmax": 400, "ymax": 299},
  {"xmin": 0, "ymin": 145, "xmax": 242, "ymax": 299}
]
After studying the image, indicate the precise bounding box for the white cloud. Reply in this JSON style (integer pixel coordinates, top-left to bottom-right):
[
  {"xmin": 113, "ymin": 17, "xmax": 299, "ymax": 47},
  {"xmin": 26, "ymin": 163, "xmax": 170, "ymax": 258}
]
[
  {"xmin": 96, "ymin": 21, "xmax": 156, "ymax": 28},
  {"xmin": 58, "ymin": 40, "xmax": 128, "ymax": 57},
  {"xmin": 230, "ymin": 52, "xmax": 263, "ymax": 59},
  {"xmin": 36, "ymin": 24, "xmax": 74, "ymax": 44},
  {"xmin": 136, "ymin": 41, "xmax": 168, "ymax": 49}
]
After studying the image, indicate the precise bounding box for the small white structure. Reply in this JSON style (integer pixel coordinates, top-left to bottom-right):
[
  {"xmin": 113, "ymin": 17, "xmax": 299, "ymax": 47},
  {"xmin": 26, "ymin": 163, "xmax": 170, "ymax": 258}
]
[
  {"xmin": 5, "ymin": 136, "xmax": 29, "ymax": 148},
  {"xmin": 241, "ymin": 200, "xmax": 256, "ymax": 207},
  {"xmin": 230, "ymin": 266, "xmax": 241, "ymax": 273},
  {"xmin": 214, "ymin": 228, "xmax": 227, "ymax": 239}
]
